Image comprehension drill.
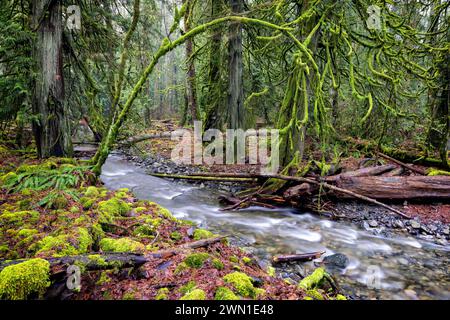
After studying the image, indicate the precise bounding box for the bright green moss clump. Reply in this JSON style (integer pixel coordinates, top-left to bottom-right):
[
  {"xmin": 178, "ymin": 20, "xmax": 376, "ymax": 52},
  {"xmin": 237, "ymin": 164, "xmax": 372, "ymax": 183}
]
[
  {"xmin": 193, "ymin": 229, "xmax": 214, "ymax": 240},
  {"xmin": 0, "ymin": 259, "xmax": 51, "ymax": 300},
  {"xmin": 298, "ymin": 268, "xmax": 325, "ymax": 290},
  {"xmin": 215, "ymin": 287, "xmax": 239, "ymax": 300},
  {"xmin": 98, "ymin": 198, "xmax": 131, "ymax": 222},
  {"xmin": 180, "ymin": 289, "xmax": 206, "ymax": 300},
  {"xmin": 212, "ymin": 258, "xmax": 224, "ymax": 270},
  {"xmin": 156, "ymin": 288, "xmax": 169, "ymax": 300},
  {"xmin": 170, "ymin": 231, "xmax": 182, "ymax": 241},
  {"xmin": 0, "ymin": 210, "xmax": 40, "ymax": 226},
  {"xmin": 223, "ymin": 272, "xmax": 264, "ymax": 298},
  {"xmin": 427, "ymin": 169, "xmax": 450, "ymax": 176},
  {"xmin": 32, "ymin": 228, "xmax": 93, "ymax": 257},
  {"xmin": 184, "ymin": 253, "xmax": 210, "ymax": 268},
  {"xmin": 99, "ymin": 237, "xmax": 145, "ymax": 253},
  {"xmin": 84, "ymin": 186, "xmax": 100, "ymax": 197}
]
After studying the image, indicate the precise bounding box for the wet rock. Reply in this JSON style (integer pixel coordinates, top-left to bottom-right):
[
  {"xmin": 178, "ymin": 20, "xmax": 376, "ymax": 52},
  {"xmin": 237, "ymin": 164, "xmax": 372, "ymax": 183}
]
[
  {"xmin": 410, "ymin": 221, "xmax": 421, "ymax": 229},
  {"xmin": 323, "ymin": 253, "xmax": 349, "ymax": 271},
  {"xmin": 404, "ymin": 289, "xmax": 418, "ymax": 300},
  {"xmin": 394, "ymin": 220, "xmax": 404, "ymax": 229},
  {"xmin": 442, "ymin": 227, "xmax": 450, "ymax": 235},
  {"xmin": 398, "ymin": 258, "xmax": 409, "ymax": 266},
  {"xmin": 368, "ymin": 220, "xmax": 378, "ymax": 228}
]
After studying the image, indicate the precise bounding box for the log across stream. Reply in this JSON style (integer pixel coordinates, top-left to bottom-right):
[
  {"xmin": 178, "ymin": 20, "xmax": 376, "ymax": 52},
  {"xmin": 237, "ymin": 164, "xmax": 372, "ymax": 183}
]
[{"xmin": 101, "ymin": 155, "xmax": 450, "ymax": 300}]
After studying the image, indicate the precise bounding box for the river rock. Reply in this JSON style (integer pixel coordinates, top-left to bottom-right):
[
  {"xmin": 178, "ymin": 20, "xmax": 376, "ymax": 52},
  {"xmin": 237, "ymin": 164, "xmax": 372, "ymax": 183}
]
[
  {"xmin": 323, "ymin": 253, "xmax": 349, "ymax": 271},
  {"xmin": 410, "ymin": 220, "xmax": 421, "ymax": 229},
  {"xmin": 368, "ymin": 220, "xmax": 379, "ymax": 228},
  {"xmin": 442, "ymin": 227, "xmax": 450, "ymax": 235}
]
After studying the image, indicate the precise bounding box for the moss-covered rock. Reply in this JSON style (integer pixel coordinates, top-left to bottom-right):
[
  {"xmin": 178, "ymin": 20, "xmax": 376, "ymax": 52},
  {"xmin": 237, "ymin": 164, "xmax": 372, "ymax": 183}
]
[
  {"xmin": 84, "ymin": 186, "xmax": 100, "ymax": 197},
  {"xmin": 97, "ymin": 198, "xmax": 131, "ymax": 222},
  {"xmin": 223, "ymin": 272, "xmax": 264, "ymax": 298},
  {"xmin": 193, "ymin": 228, "xmax": 214, "ymax": 240},
  {"xmin": 31, "ymin": 227, "xmax": 93, "ymax": 257},
  {"xmin": 99, "ymin": 237, "xmax": 145, "ymax": 253},
  {"xmin": 184, "ymin": 253, "xmax": 210, "ymax": 268},
  {"xmin": 215, "ymin": 287, "xmax": 239, "ymax": 300},
  {"xmin": 0, "ymin": 210, "xmax": 40, "ymax": 226},
  {"xmin": 156, "ymin": 288, "xmax": 169, "ymax": 300},
  {"xmin": 180, "ymin": 289, "xmax": 206, "ymax": 300},
  {"xmin": 0, "ymin": 258, "xmax": 50, "ymax": 300},
  {"xmin": 298, "ymin": 268, "xmax": 326, "ymax": 290}
]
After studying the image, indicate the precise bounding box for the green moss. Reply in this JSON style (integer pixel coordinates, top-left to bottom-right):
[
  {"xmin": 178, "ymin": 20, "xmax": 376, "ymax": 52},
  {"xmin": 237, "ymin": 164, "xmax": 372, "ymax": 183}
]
[
  {"xmin": 156, "ymin": 288, "xmax": 169, "ymax": 300},
  {"xmin": 0, "ymin": 245, "xmax": 9, "ymax": 255},
  {"xmin": 98, "ymin": 198, "xmax": 131, "ymax": 222},
  {"xmin": 305, "ymin": 289, "xmax": 324, "ymax": 300},
  {"xmin": 99, "ymin": 237, "xmax": 145, "ymax": 253},
  {"xmin": 80, "ymin": 197, "xmax": 95, "ymax": 210},
  {"xmin": 122, "ymin": 291, "xmax": 137, "ymax": 300},
  {"xmin": 215, "ymin": 286, "xmax": 239, "ymax": 300},
  {"xmin": 174, "ymin": 262, "xmax": 189, "ymax": 275},
  {"xmin": 84, "ymin": 186, "xmax": 100, "ymax": 197},
  {"xmin": 193, "ymin": 229, "xmax": 214, "ymax": 240},
  {"xmin": 32, "ymin": 228, "xmax": 92, "ymax": 257},
  {"xmin": 212, "ymin": 258, "xmax": 224, "ymax": 270},
  {"xmin": 170, "ymin": 231, "xmax": 182, "ymax": 241},
  {"xmin": 223, "ymin": 272, "xmax": 262, "ymax": 298},
  {"xmin": 427, "ymin": 169, "xmax": 450, "ymax": 176},
  {"xmin": 242, "ymin": 257, "xmax": 252, "ymax": 264},
  {"xmin": 229, "ymin": 255, "xmax": 239, "ymax": 263},
  {"xmin": 0, "ymin": 210, "xmax": 40, "ymax": 226},
  {"xmin": 180, "ymin": 289, "xmax": 206, "ymax": 300},
  {"xmin": 184, "ymin": 253, "xmax": 210, "ymax": 268},
  {"xmin": 179, "ymin": 281, "xmax": 196, "ymax": 294},
  {"xmin": 134, "ymin": 207, "xmax": 147, "ymax": 214},
  {"xmin": 133, "ymin": 225, "xmax": 155, "ymax": 237},
  {"xmin": 70, "ymin": 206, "xmax": 80, "ymax": 213},
  {"xmin": 298, "ymin": 268, "xmax": 326, "ymax": 290},
  {"xmin": 267, "ymin": 266, "xmax": 276, "ymax": 277},
  {"xmin": 88, "ymin": 254, "xmax": 108, "ymax": 267},
  {"xmin": 0, "ymin": 258, "xmax": 50, "ymax": 300},
  {"xmin": 96, "ymin": 271, "xmax": 111, "ymax": 285},
  {"xmin": 0, "ymin": 172, "xmax": 17, "ymax": 186},
  {"xmin": 77, "ymin": 228, "xmax": 93, "ymax": 253},
  {"xmin": 17, "ymin": 229, "xmax": 38, "ymax": 238},
  {"xmin": 335, "ymin": 294, "xmax": 347, "ymax": 300}
]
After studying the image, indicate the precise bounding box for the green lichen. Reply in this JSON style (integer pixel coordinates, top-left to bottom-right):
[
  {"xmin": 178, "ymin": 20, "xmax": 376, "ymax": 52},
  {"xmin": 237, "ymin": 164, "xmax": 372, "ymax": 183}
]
[
  {"xmin": 0, "ymin": 259, "xmax": 50, "ymax": 300},
  {"xmin": 99, "ymin": 237, "xmax": 145, "ymax": 253},
  {"xmin": 212, "ymin": 258, "xmax": 224, "ymax": 270},
  {"xmin": 180, "ymin": 289, "xmax": 206, "ymax": 300},
  {"xmin": 193, "ymin": 229, "xmax": 214, "ymax": 240},
  {"xmin": 156, "ymin": 288, "xmax": 169, "ymax": 300},
  {"xmin": 223, "ymin": 272, "xmax": 263, "ymax": 298},
  {"xmin": 214, "ymin": 287, "xmax": 239, "ymax": 300},
  {"xmin": 184, "ymin": 253, "xmax": 210, "ymax": 268},
  {"xmin": 298, "ymin": 268, "xmax": 326, "ymax": 290}
]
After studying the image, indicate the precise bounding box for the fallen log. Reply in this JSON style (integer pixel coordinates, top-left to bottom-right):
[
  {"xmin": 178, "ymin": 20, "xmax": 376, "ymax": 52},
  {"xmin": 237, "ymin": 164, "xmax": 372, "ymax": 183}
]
[
  {"xmin": 335, "ymin": 176, "xmax": 450, "ymax": 200},
  {"xmin": 377, "ymin": 152, "xmax": 426, "ymax": 175},
  {"xmin": 324, "ymin": 164, "xmax": 397, "ymax": 183},
  {"xmin": 384, "ymin": 167, "xmax": 404, "ymax": 177},
  {"xmin": 155, "ymin": 172, "xmax": 411, "ymax": 218},
  {"xmin": 272, "ymin": 251, "xmax": 325, "ymax": 264},
  {"xmin": 150, "ymin": 172, "xmax": 256, "ymax": 183},
  {"xmin": 0, "ymin": 236, "xmax": 228, "ymax": 272}
]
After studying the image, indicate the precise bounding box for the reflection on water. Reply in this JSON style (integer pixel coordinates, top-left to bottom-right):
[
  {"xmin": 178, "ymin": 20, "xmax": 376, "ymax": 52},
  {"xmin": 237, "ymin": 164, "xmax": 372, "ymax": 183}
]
[{"xmin": 101, "ymin": 155, "xmax": 450, "ymax": 300}]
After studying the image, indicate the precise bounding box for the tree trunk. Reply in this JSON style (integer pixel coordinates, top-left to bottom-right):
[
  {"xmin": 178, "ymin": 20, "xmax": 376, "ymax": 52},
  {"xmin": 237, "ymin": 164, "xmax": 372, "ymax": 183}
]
[
  {"xmin": 184, "ymin": 0, "xmax": 198, "ymax": 124},
  {"xmin": 32, "ymin": 0, "xmax": 72, "ymax": 158},
  {"xmin": 227, "ymin": 0, "xmax": 245, "ymax": 130}
]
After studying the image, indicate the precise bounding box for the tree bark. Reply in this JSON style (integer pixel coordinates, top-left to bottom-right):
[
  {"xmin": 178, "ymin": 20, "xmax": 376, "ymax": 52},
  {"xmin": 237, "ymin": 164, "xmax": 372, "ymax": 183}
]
[
  {"xmin": 227, "ymin": 0, "xmax": 245, "ymax": 130},
  {"xmin": 32, "ymin": 0, "xmax": 72, "ymax": 158},
  {"xmin": 184, "ymin": 0, "xmax": 198, "ymax": 124}
]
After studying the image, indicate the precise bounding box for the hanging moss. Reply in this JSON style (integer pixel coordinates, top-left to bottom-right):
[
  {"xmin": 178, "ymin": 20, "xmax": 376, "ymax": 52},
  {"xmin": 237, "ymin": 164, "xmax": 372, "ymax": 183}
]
[{"xmin": 0, "ymin": 258, "xmax": 50, "ymax": 300}]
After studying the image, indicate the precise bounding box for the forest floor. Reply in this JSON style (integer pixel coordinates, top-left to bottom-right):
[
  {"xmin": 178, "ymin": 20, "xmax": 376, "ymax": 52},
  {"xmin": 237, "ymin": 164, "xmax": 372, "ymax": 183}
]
[
  {"xmin": 0, "ymin": 144, "xmax": 344, "ymax": 300},
  {"xmin": 120, "ymin": 120, "xmax": 449, "ymax": 246}
]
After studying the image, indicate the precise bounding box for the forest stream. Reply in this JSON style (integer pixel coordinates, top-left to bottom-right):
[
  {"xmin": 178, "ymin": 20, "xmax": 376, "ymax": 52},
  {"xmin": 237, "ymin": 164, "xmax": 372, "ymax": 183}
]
[{"xmin": 101, "ymin": 154, "xmax": 450, "ymax": 300}]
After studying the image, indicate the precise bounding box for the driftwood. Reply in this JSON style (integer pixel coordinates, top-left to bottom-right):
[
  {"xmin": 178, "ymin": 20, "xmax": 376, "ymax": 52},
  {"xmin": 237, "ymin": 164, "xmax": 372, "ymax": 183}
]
[
  {"xmin": 324, "ymin": 164, "xmax": 397, "ymax": 183},
  {"xmin": 272, "ymin": 251, "xmax": 325, "ymax": 264},
  {"xmin": 377, "ymin": 152, "xmax": 426, "ymax": 175},
  {"xmin": 0, "ymin": 236, "xmax": 227, "ymax": 272},
  {"xmin": 154, "ymin": 172, "xmax": 411, "ymax": 218},
  {"xmin": 335, "ymin": 176, "xmax": 450, "ymax": 200}
]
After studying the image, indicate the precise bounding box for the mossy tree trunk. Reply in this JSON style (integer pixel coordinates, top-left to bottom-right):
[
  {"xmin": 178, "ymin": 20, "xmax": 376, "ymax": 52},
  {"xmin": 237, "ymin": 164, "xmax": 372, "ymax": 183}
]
[
  {"xmin": 32, "ymin": 0, "xmax": 72, "ymax": 158},
  {"xmin": 227, "ymin": 0, "xmax": 245, "ymax": 130}
]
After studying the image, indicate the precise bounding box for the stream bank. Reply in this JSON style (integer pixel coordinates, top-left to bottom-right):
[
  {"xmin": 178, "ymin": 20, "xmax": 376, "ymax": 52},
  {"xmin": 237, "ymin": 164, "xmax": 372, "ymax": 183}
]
[{"xmin": 109, "ymin": 152, "xmax": 450, "ymax": 300}]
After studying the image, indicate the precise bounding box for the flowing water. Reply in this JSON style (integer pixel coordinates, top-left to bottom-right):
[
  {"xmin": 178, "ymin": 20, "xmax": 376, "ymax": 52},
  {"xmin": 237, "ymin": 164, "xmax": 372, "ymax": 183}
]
[{"xmin": 101, "ymin": 155, "xmax": 450, "ymax": 300}]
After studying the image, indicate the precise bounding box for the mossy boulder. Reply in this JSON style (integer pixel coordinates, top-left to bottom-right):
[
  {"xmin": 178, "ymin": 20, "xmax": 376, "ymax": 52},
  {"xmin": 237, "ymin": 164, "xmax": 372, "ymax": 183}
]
[
  {"xmin": 223, "ymin": 272, "xmax": 265, "ymax": 299},
  {"xmin": 180, "ymin": 289, "xmax": 206, "ymax": 300},
  {"xmin": 215, "ymin": 287, "xmax": 239, "ymax": 300},
  {"xmin": 298, "ymin": 268, "xmax": 326, "ymax": 290},
  {"xmin": 0, "ymin": 258, "xmax": 50, "ymax": 300},
  {"xmin": 97, "ymin": 198, "xmax": 131, "ymax": 222},
  {"xmin": 193, "ymin": 229, "xmax": 214, "ymax": 240},
  {"xmin": 184, "ymin": 253, "xmax": 210, "ymax": 268},
  {"xmin": 99, "ymin": 237, "xmax": 145, "ymax": 253}
]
